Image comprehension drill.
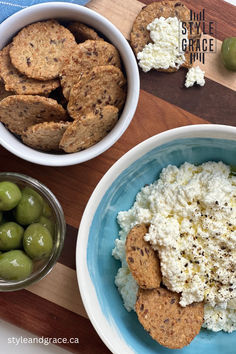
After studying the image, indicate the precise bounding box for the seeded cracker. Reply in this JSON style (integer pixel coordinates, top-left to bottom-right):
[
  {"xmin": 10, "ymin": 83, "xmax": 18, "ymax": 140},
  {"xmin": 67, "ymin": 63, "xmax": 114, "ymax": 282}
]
[
  {"xmin": 0, "ymin": 95, "xmax": 67, "ymax": 135},
  {"xmin": 126, "ymin": 224, "xmax": 162, "ymax": 289},
  {"xmin": 0, "ymin": 45, "xmax": 60, "ymax": 95},
  {"xmin": 67, "ymin": 22, "xmax": 101, "ymax": 43},
  {"xmin": 60, "ymin": 40, "xmax": 121, "ymax": 100},
  {"xmin": 60, "ymin": 105, "xmax": 118, "ymax": 153},
  {"xmin": 0, "ymin": 80, "xmax": 14, "ymax": 101},
  {"xmin": 130, "ymin": 1, "xmax": 200, "ymax": 72},
  {"xmin": 10, "ymin": 20, "xmax": 76, "ymax": 80},
  {"xmin": 136, "ymin": 288, "xmax": 204, "ymax": 349},
  {"xmin": 22, "ymin": 121, "xmax": 70, "ymax": 151},
  {"xmin": 68, "ymin": 65, "xmax": 126, "ymax": 119}
]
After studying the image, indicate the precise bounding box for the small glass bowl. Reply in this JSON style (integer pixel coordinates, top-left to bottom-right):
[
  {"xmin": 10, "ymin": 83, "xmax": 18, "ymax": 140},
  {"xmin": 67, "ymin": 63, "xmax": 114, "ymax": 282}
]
[{"xmin": 0, "ymin": 172, "xmax": 66, "ymax": 291}]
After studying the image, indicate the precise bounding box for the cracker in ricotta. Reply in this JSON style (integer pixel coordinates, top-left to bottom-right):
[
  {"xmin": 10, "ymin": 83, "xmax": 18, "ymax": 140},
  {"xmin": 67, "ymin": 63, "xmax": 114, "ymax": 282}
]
[{"xmin": 113, "ymin": 161, "xmax": 236, "ymax": 333}]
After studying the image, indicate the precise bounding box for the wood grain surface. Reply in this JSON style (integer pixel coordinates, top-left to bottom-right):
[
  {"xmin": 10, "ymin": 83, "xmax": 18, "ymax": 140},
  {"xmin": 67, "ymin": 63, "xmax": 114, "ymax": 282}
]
[
  {"xmin": 0, "ymin": 90, "xmax": 208, "ymax": 353},
  {"xmin": 88, "ymin": 0, "xmax": 236, "ymax": 92},
  {"xmin": 0, "ymin": 0, "xmax": 235, "ymax": 353}
]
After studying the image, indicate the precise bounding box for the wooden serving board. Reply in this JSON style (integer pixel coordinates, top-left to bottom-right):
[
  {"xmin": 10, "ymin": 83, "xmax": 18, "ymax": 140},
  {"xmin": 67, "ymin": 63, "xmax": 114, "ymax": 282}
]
[{"xmin": 0, "ymin": 0, "xmax": 235, "ymax": 353}]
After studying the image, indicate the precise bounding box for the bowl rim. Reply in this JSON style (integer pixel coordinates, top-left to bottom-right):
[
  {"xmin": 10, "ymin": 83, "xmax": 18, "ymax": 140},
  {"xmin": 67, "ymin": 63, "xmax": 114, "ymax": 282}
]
[
  {"xmin": 76, "ymin": 124, "xmax": 236, "ymax": 354},
  {"xmin": 0, "ymin": 2, "xmax": 140, "ymax": 166}
]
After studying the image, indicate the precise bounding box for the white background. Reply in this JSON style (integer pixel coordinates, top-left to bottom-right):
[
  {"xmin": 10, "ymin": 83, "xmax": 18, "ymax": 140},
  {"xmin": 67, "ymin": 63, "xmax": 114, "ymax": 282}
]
[{"xmin": 0, "ymin": 319, "xmax": 69, "ymax": 353}]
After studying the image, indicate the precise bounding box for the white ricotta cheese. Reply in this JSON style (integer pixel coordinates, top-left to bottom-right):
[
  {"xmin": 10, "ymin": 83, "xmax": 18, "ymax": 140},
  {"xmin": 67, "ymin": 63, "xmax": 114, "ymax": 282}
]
[
  {"xmin": 112, "ymin": 161, "xmax": 236, "ymax": 332},
  {"xmin": 112, "ymin": 231, "xmax": 139, "ymax": 312},
  {"xmin": 203, "ymin": 305, "xmax": 236, "ymax": 333},
  {"xmin": 137, "ymin": 17, "xmax": 188, "ymax": 72},
  {"xmin": 114, "ymin": 267, "xmax": 138, "ymax": 312},
  {"xmin": 185, "ymin": 65, "xmax": 205, "ymax": 87}
]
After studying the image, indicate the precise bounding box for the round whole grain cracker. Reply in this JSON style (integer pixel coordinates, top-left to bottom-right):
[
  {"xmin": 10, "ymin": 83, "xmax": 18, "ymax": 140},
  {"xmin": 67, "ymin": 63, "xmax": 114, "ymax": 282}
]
[
  {"xmin": 10, "ymin": 20, "xmax": 76, "ymax": 80},
  {"xmin": 67, "ymin": 65, "xmax": 126, "ymax": 119},
  {"xmin": 60, "ymin": 105, "xmax": 118, "ymax": 153},
  {"xmin": 0, "ymin": 80, "xmax": 14, "ymax": 101},
  {"xmin": 60, "ymin": 40, "xmax": 121, "ymax": 100},
  {"xmin": 22, "ymin": 121, "xmax": 70, "ymax": 151},
  {"xmin": 136, "ymin": 287, "xmax": 204, "ymax": 349},
  {"xmin": 0, "ymin": 45, "xmax": 60, "ymax": 95},
  {"xmin": 130, "ymin": 1, "xmax": 200, "ymax": 72},
  {"xmin": 126, "ymin": 224, "xmax": 162, "ymax": 289},
  {"xmin": 67, "ymin": 22, "xmax": 101, "ymax": 43},
  {"xmin": 0, "ymin": 95, "xmax": 67, "ymax": 135}
]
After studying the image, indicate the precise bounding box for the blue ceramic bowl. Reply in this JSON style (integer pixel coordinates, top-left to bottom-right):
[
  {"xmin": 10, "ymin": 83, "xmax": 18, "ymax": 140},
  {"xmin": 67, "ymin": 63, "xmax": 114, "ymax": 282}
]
[{"xmin": 76, "ymin": 124, "xmax": 236, "ymax": 354}]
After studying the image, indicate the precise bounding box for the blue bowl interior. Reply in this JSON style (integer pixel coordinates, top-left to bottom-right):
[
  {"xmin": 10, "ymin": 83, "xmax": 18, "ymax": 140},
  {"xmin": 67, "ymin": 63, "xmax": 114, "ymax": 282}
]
[{"xmin": 87, "ymin": 137, "xmax": 236, "ymax": 354}]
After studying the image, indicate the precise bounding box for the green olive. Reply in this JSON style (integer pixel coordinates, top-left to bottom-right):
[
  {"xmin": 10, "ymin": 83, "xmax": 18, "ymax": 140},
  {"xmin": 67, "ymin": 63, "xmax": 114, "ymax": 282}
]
[
  {"xmin": 221, "ymin": 37, "xmax": 236, "ymax": 71},
  {"xmin": 23, "ymin": 187, "xmax": 43, "ymax": 204},
  {"xmin": 230, "ymin": 165, "xmax": 236, "ymax": 176},
  {"xmin": 0, "ymin": 181, "xmax": 22, "ymax": 211},
  {"xmin": 23, "ymin": 223, "xmax": 53, "ymax": 260},
  {"xmin": 42, "ymin": 201, "xmax": 53, "ymax": 218},
  {"xmin": 0, "ymin": 222, "xmax": 24, "ymax": 251},
  {"xmin": 38, "ymin": 216, "xmax": 55, "ymax": 237},
  {"xmin": 24, "ymin": 188, "xmax": 53, "ymax": 218},
  {"xmin": 0, "ymin": 250, "xmax": 33, "ymax": 280},
  {"xmin": 16, "ymin": 188, "xmax": 43, "ymax": 225}
]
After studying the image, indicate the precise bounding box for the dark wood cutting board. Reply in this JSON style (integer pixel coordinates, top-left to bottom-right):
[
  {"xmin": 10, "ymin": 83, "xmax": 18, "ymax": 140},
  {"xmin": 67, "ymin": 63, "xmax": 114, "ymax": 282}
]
[{"xmin": 0, "ymin": 0, "xmax": 235, "ymax": 352}]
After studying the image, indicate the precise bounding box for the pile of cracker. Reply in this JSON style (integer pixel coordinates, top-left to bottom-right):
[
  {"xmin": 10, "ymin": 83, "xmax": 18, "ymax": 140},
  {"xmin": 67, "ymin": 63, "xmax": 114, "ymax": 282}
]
[
  {"xmin": 126, "ymin": 224, "xmax": 204, "ymax": 349},
  {"xmin": 0, "ymin": 20, "xmax": 126, "ymax": 153}
]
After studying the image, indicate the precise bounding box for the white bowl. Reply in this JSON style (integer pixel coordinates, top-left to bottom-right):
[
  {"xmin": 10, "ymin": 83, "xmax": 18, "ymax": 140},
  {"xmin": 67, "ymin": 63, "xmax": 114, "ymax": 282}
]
[
  {"xmin": 0, "ymin": 2, "xmax": 139, "ymax": 166},
  {"xmin": 76, "ymin": 124, "xmax": 236, "ymax": 354}
]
